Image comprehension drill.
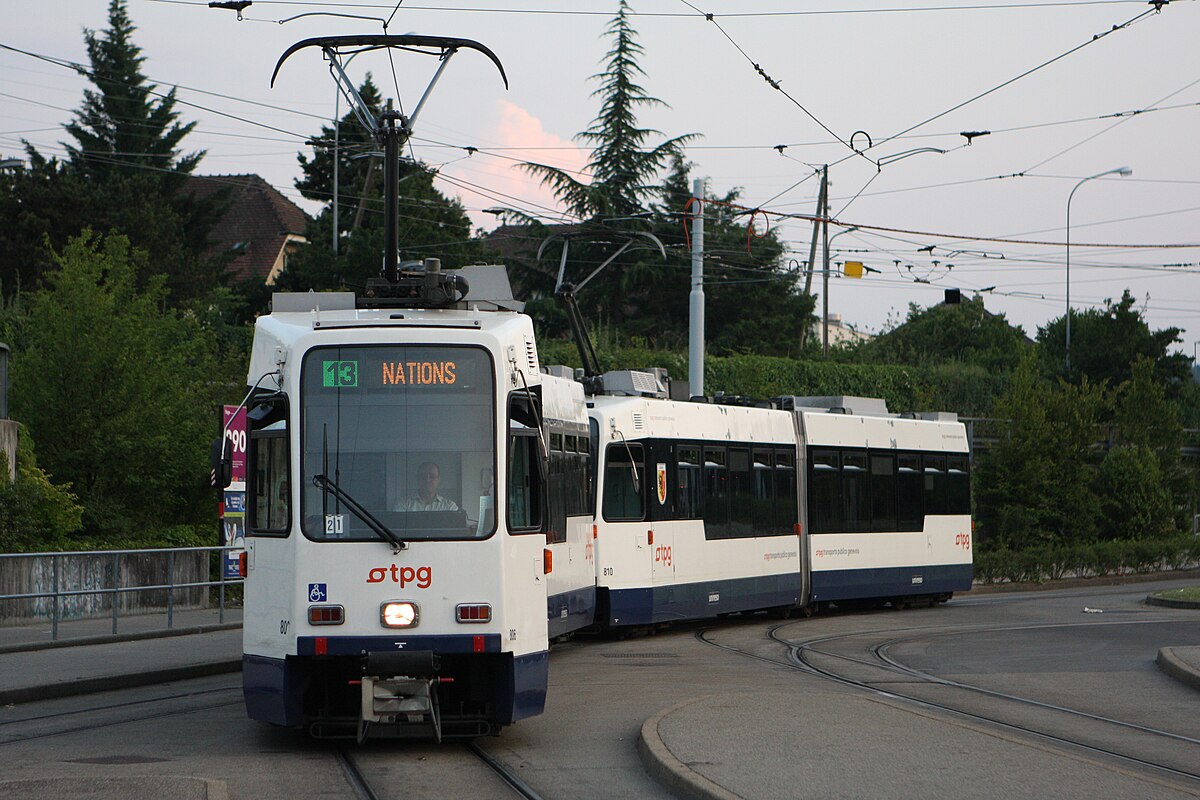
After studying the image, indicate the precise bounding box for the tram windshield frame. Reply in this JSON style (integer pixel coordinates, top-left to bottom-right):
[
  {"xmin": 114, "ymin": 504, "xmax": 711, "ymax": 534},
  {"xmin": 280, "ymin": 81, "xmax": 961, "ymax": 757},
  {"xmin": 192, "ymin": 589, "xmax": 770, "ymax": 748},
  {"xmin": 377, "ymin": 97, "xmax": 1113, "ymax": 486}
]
[{"xmin": 299, "ymin": 344, "xmax": 497, "ymax": 542}]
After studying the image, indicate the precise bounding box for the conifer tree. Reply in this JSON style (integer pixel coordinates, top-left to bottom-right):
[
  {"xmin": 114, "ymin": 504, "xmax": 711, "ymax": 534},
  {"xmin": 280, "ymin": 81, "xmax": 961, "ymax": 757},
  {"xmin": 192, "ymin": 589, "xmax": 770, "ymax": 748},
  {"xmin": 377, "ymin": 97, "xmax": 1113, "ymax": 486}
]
[
  {"xmin": 63, "ymin": 0, "xmax": 202, "ymax": 182},
  {"xmin": 522, "ymin": 0, "xmax": 693, "ymax": 220}
]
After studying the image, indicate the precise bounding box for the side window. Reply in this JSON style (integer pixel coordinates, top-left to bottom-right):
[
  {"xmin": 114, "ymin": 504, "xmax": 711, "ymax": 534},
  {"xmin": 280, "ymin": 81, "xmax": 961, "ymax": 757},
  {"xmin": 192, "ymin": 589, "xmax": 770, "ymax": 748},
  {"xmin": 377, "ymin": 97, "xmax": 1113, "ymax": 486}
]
[
  {"xmin": 923, "ymin": 454, "xmax": 947, "ymax": 516},
  {"xmin": 897, "ymin": 453, "xmax": 923, "ymax": 531},
  {"xmin": 508, "ymin": 434, "xmax": 542, "ymax": 531},
  {"xmin": 676, "ymin": 445, "xmax": 702, "ymax": 520},
  {"xmin": 870, "ymin": 452, "xmax": 897, "ymax": 532},
  {"xmin": 809, "ymin": 449, "xmax": 840, "ymax": 534},
  {"xmin": 841, "ymin": 451, "xmax": 870, "ymax": 533},
  {"xmin": 947, "ymin": 454, "xmax": 971, "ymax": 515},
  {"xmin": 507, "ymin": 393, "xmax": 543, "ymax": 533},
  {"xmin": 248, "ymin": 397, "xmax": 289, "ymax": 536},
  {"xmin": 603, "ymin": 442, "xmax": 644, "ymax": 521},
  {"xmin": 775, "ymin": 448, "xmax": 797, "ymax": 535},
  {"xmin": 702, "ymin": 446, "xmax": 729, "ymax": 539},
  {"xmin": 728, "ymin": 447, "xmax": 753, "ymax": 538},
  {"xmin": 752, "ymin": 448, "xmax": 774, "ymax": 536},
  {"xmin": 546, "ymin": 432, "xmax": 567, "ymax": 545}
]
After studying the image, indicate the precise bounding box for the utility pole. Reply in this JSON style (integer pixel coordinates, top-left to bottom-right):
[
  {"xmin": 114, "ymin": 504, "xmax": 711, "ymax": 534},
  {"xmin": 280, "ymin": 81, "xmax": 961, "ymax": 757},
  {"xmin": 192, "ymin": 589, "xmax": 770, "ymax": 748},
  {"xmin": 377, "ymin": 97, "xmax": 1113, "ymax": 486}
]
[
  {"xmin": 689, "ymin": 178, "xmax": 705, "ymax": 398},
  {"xmin": 801, "ymin": 166, "xmax": 827, "ymax": 351},
  {"xmin": 821, "ymin": 170, "xmax": 831, "ymax": 356}
]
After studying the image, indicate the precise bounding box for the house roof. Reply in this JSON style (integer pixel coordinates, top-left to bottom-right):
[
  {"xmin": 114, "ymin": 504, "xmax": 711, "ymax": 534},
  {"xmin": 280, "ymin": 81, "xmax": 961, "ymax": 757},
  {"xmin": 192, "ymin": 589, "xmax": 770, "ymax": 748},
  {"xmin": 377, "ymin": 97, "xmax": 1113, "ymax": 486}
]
[{"xmin": 188, "ymin": 174, "xmax": 309, "ymax": 283}]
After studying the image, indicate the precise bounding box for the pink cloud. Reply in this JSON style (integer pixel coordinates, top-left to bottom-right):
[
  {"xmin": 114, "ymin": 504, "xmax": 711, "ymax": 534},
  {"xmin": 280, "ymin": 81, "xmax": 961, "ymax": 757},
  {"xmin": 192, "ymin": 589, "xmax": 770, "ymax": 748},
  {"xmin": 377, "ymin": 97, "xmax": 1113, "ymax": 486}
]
[{"xmin": 440, "ymin": 100, "xmax": 591, "ymax": 230}]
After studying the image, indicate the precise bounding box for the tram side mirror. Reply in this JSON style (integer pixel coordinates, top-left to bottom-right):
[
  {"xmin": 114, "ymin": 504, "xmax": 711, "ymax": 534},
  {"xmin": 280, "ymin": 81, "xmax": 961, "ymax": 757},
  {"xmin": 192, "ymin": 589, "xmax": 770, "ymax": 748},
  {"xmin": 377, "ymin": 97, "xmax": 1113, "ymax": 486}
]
[{"xmin": 210, "ymin": 437, "xmax": 233, "ymax": 490}]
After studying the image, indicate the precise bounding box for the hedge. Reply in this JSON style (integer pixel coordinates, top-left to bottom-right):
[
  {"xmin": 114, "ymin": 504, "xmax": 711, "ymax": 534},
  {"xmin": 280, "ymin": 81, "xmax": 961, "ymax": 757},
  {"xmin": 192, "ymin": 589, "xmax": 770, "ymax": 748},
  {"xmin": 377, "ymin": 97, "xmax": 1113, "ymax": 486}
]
[{"xmin": 973, "ymin": 538, "xmax": 1200, "ymax": 584}]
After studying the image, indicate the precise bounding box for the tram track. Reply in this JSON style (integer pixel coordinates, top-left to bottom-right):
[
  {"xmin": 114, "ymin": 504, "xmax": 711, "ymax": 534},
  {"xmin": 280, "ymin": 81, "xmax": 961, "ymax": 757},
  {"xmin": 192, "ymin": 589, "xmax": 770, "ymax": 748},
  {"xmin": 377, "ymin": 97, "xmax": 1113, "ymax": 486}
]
[
  {"xmin": 335, "ymin": 741, "xmax": 545, "ymax": 800},
  {"xmin": 696, "ymin": 614, "xmax": 1200, "ymax": 792},
  {"xmin": 0, "ymin": 684, "xmax": 243, "ymax": 746}
]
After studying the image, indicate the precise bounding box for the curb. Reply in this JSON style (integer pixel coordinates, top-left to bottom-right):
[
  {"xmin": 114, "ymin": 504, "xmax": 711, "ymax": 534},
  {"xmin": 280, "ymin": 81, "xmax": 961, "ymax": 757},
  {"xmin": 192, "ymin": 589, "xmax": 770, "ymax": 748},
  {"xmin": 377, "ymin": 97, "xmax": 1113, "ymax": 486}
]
[
  {"xmin": 1146, "ymin": 594, "xmax": 1200, "ymax": 610},
  {"xmin": 637, "ymin": 697, "xmax": 743, "ymax": 800},
  {"xmin": 0, "ymin": 659, "xmax": 243, "ymax": 707},
  {"xmin": 1156, "ymin": 647, "xmax": 1200, "ymax": 692},
  {"xmin": 0, "ymin": 622, "xmax": 242, "ymax": 656}
]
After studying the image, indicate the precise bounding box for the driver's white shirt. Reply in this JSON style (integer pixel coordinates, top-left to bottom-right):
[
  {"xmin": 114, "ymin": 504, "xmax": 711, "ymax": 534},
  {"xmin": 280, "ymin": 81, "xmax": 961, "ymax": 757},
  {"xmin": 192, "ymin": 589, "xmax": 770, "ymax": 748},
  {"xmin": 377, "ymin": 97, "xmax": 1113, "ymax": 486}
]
[{"xmin": 394, "ymin": 494, "xmax": 459, "ymax": 512}]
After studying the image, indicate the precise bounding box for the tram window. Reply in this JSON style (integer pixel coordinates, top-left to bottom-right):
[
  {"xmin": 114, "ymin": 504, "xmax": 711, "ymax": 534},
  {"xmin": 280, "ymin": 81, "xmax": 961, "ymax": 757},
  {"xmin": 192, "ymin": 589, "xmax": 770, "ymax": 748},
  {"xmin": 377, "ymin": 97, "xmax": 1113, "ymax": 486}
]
[
  {"xmin": 703, "ymin": 446, "xmax": 729, "ymax": 538},
  {"xmin": 870, "ymin": 453, "xmax": 897, "ymax": 532},
  {"xmin": 508, "ymin": 432, "xmax": 542, "ymax": 532},
  {"xmin": 923, "ymin": 454, "xmax": 947, "ymax": 516},
  {"xmin": 250, "ymin": 421, "xmax": 289, "ymax": 535},
  {"xmin": 676, "ymin": 446, "xmax": 702, "ymax": 520},
  {"xmin": 603, "ymin": 443, "xmax": 644, "ymax": 521},
  {"xmin": 897, "ymin": 453, "xmax": 923, "ymax": 531},
  {"xmin": 752, "ymin": 449, "xmax": 774, "ymax": 536},
  {"xmin": 728, "ymin": 447, "xmax": 753, "ymax": 538},
  {"xmin": 775, "ymin": 448, "xmax": 797, "ymax": 535},
  {"xmin": 550, "ymin": 432, "xmax": 563, "ymax": 452},
  {"xmin": 947, "ymin": 454, "xmax": 971, "ymax": 515},
  {"xmin": 809, "ymin": 449, "xmax": 840, "ymax": 534},
  {"xmin": 841, "ymin": 451, "xmax": 870, "ymax": 532}
]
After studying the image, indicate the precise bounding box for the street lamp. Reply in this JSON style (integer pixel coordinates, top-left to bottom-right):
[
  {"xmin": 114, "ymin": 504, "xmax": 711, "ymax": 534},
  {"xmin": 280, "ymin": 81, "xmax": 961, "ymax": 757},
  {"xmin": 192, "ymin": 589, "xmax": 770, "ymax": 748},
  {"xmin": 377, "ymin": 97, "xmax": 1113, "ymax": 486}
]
[{"xmin": 1065, "ymin": 166, "xmax": 1131, "ymax": 372}]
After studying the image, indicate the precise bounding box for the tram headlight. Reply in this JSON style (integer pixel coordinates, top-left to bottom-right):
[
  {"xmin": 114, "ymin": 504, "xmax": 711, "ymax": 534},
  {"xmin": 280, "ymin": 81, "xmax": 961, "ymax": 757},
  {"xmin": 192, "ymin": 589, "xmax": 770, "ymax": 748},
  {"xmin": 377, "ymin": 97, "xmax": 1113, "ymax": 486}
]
[{"xmin": 380, "ymin": 601, "xmax": 420, "ymax": 628}]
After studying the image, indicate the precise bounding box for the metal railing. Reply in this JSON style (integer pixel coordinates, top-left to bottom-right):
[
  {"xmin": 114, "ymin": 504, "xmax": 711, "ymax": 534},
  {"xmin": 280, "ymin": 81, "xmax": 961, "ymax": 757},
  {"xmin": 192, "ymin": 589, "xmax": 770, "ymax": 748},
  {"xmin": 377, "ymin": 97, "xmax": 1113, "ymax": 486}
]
[{"xmin": 0, "ymin": 545, "xmax": 244, "ymax": 640}]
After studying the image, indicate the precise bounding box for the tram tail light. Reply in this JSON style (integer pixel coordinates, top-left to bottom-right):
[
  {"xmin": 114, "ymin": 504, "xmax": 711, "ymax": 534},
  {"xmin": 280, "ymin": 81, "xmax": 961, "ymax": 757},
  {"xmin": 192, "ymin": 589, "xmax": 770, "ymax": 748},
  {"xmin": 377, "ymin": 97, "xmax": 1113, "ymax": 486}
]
[
  {"xmin": 543, "ymin": 548, "xmax": 553, "ymax": 574},
  {"xmin": 648, "ymin": 530, "xmax": 654, "ymax": 545},
  {"xmin": 456, "ymin": 603, "xmax": 492, "ymax": 623},
  {"xmin": 308, "ymin": 605, "xmax": 344, "ymax": 625},
  {"xmin": 238, "ymin": 551, "xmax": 247, "ymax": 577}
]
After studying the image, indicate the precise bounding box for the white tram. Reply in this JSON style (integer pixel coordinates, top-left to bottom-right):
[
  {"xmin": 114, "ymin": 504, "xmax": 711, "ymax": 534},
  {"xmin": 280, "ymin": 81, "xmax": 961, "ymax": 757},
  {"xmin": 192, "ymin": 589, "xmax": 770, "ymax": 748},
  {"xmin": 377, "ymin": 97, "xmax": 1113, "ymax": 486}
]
[
  {"xmin": 236, "ymin": 267, "xmax": 585, "ymax": 740},
  {"xmin": 225, "ymin": 264, "xmax": 972, "ymax": 740}
]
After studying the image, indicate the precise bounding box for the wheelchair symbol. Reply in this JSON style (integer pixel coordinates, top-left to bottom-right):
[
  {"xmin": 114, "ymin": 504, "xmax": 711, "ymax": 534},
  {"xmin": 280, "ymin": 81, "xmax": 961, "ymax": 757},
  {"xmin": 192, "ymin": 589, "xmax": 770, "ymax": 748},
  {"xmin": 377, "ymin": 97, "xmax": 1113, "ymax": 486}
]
[{"xmin": 308, "ymin": 583, "xmax": 327, "ymax": 602}]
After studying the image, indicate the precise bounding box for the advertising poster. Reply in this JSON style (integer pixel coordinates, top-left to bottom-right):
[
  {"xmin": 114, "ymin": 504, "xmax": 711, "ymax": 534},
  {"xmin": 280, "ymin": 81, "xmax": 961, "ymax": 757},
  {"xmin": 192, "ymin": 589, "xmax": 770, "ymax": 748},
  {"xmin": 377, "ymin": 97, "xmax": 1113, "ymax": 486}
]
[{"xmin": 221, "ymin": 405, "xmax": 247, "ymax": 579}]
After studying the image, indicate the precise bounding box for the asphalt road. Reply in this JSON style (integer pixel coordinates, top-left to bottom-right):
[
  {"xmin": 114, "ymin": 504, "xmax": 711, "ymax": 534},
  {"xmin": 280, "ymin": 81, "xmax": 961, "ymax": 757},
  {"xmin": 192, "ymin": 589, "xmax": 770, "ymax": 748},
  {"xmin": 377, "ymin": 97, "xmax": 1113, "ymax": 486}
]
[{"xmin": 1, "ymin": 579, "xmax": 1197, "ymax": 800}]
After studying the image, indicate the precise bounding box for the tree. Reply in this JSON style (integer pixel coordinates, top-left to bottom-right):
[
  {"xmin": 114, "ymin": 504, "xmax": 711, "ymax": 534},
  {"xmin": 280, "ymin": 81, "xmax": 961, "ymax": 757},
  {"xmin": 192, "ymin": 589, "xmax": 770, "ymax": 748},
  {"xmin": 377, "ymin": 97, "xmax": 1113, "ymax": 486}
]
[
  {"xmin": 973, "ymin": 358, "xmax": 1109, "ymax": 549},
  {"xmin": 0, "ymin": 430, "xmax": 84, "ymax": 552},
  {"xmin": 10, "ymin": 233, "xmax": 226, "ymax": 541},
  {"xmin": 849, "ymin": 296, "xmax": 1030, "ymax": 371},
  {"xmin": 279, "ymin": 75, "xmax": 485, "ymax": 292},
  {"xmin": 64, "ymin": 0, "xmax": 202, "ymax": 181},
  {"xmin": 507, "ymin": 4, "xmax": 812, "ymax": 356},
  {"xmin": 0, "ymin": 0, "xmax": 227, "ymax": 305},
  {"xmin": 1037, "ymin": 290, "xmax": 1191, "ymax": 392},
  {"xmin": 522, "ymin": 0, "xmax": 694, "ymax": 221}
]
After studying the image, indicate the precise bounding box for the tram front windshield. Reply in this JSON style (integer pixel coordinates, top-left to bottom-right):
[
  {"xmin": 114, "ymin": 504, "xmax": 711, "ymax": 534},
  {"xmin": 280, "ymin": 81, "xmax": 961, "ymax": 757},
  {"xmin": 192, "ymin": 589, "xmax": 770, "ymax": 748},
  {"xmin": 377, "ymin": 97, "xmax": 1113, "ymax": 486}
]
[{"xmin": 301, "ymin": 345, "xmax": 495, "ymax": 541}]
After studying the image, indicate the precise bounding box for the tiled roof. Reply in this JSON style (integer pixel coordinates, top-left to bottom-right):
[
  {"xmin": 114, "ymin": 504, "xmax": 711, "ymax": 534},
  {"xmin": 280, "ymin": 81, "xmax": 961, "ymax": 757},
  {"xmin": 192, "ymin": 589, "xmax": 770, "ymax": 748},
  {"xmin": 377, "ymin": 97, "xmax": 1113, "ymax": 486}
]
[{"xmin": 187, "ymin": 174, "xmax": 309, "ymax": 283}]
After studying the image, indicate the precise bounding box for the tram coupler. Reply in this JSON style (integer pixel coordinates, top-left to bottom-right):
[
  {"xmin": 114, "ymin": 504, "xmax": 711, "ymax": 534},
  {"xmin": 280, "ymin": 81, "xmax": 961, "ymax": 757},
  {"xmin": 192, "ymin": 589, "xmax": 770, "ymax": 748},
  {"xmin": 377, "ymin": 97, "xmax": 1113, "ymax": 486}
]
[{"xmin": 359, "ymin": 651, "xmax": 444, "ymax": 742}]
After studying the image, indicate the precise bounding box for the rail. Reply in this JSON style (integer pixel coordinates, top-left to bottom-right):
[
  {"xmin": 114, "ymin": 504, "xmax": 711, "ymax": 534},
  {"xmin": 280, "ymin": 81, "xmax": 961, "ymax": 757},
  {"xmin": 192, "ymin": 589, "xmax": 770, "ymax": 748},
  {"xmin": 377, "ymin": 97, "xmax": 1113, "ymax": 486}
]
[{"xmin": 0, "ymin": 545, "xmax": 244, "ymax": 641}]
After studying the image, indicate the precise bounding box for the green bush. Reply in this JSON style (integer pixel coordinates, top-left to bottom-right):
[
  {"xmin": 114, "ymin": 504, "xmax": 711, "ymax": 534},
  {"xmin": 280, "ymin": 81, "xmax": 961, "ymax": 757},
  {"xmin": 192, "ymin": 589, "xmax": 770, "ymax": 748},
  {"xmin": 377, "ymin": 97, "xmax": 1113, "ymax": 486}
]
[
  {"xmin": 0, "ymin": 428, "xmax": 84, "ymax": 552},
  {"xmin": 973, "ymin": 538, "xmax": 1199, "ymax": 584}
]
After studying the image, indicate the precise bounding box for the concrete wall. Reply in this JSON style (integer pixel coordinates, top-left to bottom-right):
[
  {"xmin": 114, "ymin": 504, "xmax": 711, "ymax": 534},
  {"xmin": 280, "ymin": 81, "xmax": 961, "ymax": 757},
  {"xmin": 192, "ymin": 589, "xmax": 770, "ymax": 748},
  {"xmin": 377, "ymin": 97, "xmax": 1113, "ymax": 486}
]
[{"xmin": 0, "ymin": 550, "xmax": 211, "ymax": 626}]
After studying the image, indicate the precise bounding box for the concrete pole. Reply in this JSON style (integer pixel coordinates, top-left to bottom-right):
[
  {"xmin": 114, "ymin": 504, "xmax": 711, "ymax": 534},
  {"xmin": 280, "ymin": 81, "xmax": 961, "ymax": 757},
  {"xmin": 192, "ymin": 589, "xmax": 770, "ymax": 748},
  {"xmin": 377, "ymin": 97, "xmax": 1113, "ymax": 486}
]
[
  {"xmin": 821, "ymin": 172, "xmax": 831, "ymax": 356},
  {"xmin": 332, "ymin": 90, "xmax": 340, "ymax": 256},
  {"xmin": 688, "ymin": 178, "xmax": 705, "ymax": 398}
]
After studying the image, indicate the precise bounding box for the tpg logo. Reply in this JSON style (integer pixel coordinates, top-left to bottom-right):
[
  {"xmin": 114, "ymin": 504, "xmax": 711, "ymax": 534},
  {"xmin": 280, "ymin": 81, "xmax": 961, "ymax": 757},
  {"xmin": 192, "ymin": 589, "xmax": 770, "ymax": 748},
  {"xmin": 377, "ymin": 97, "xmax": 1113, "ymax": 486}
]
[
  {"xmin": 655, "ymin": 544, "xmax": 672, "ymax": 567},
  {"xmin": 954, "ymin": 532, "xmax": 972, "ymax": 550}
]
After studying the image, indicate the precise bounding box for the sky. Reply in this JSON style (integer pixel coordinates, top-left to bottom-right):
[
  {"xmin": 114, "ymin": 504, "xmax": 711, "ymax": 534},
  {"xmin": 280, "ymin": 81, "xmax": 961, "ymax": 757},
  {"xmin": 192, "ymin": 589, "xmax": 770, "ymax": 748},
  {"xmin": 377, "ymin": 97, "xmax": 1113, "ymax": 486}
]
[{"xmin": 2, "ymin": 0, "xmax": 1198, "ymax": 356}]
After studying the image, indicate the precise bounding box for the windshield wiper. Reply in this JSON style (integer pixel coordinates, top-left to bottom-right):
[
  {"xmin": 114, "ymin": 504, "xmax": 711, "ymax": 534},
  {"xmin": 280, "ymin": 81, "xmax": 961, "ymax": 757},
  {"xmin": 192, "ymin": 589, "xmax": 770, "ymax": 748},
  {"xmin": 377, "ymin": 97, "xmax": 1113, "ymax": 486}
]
[{"xmin": 312, "ymin": 473, "xmax": 407, "ymax": 553}]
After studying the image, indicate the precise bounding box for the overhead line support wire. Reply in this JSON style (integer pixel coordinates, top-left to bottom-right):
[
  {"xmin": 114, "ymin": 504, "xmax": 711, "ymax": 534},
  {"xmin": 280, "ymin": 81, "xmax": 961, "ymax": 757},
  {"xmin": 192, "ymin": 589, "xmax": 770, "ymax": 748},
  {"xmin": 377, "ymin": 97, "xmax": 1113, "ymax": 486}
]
[
  {"xmin": 678, "ymin": 0, "xmax": 874, "ymax": 166},
  {"xmin": 773, "ymin": 211, "xmax": 1199, "ymax": 250}
]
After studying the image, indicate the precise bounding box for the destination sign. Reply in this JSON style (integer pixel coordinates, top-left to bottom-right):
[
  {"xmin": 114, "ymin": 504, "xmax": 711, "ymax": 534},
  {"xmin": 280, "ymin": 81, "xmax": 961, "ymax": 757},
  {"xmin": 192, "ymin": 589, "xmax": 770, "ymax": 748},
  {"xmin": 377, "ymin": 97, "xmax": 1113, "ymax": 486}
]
[{"xmin": 381, "ymin": 361, "xmax": 457, "ymax": 386}]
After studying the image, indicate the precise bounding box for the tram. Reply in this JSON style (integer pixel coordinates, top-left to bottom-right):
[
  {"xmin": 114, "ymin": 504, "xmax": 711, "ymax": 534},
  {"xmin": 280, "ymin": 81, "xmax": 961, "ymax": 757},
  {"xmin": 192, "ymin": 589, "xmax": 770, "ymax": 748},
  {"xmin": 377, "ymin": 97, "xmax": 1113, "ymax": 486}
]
[{"xmin": 217, "ymin": 268, "xmax": 972, "ymax": 739}]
